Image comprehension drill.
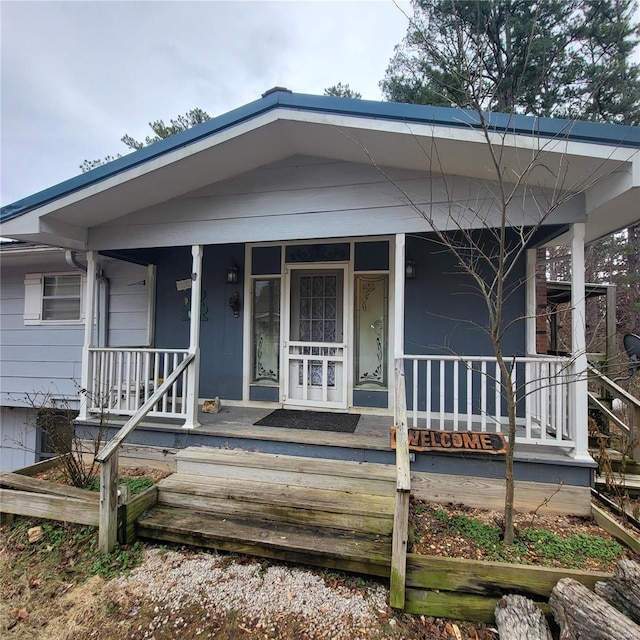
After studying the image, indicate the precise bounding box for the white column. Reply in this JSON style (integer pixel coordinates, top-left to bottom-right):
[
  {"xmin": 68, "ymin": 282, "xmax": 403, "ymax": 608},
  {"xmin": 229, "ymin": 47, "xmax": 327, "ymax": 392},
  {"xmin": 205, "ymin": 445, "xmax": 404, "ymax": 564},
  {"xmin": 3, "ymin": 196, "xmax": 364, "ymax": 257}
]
[
  {"xmin": 393, "ymin": 234, "xmax": 406, "ymax": 419},
  {"xmin": 393, "ymin": 234, "xmax": 406, "ymax": 360},
  {"xmin": 183, "ymin": 245, "xmax": 202, "ymax": 429},
  {"xmin": 525, "ymin": 248, "xmax": 537, "ymax": 355},
  {"xmin": 79, "ymin": 251, "xmax": 97, "ymax": 420},
  {"xmin": 570, "ymin": 223, "xmax": 591, "ymax": 461}
]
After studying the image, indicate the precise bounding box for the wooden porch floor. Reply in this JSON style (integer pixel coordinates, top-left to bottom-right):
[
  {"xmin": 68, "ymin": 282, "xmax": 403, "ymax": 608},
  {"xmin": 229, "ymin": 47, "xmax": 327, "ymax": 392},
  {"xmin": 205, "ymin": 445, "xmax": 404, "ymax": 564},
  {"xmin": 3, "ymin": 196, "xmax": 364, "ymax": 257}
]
[
  {"xmin": 77, "ymin": 405, "xmax": 568, "ymax": 462},
  {"xmin": 135, "ymin": 446, "xmax": 395, "ymax": 577}
]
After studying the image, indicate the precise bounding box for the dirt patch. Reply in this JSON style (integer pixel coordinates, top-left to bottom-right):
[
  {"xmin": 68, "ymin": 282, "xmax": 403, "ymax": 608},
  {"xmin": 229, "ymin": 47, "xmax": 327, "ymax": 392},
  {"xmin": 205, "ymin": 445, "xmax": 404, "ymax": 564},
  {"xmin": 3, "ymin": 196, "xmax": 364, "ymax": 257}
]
[
  {"xmin": 33, "ymin": 464, "xmax": 170, "ymax": 486},
  {"xmin": 1, "ymin": 518, "xmax": 499, "ymax": 640}
]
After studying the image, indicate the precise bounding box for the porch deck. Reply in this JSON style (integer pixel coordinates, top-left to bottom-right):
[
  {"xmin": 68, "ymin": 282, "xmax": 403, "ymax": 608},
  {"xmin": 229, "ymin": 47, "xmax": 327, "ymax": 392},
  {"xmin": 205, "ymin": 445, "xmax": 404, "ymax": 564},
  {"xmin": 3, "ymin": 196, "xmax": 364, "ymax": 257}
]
[{"xmin": 77, "ymin": 404, "xmax": 595, "ymax": 517}]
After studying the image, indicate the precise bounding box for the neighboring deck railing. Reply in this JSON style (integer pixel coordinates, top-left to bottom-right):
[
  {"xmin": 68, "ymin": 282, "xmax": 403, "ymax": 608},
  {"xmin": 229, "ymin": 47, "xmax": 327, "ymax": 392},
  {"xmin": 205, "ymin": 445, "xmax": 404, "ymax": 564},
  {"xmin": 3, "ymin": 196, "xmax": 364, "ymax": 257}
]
[
  {"xmin": 87, "ymin": 348, "xmax": 191, "ymax": 419},
  {"xmin": 588, "ymin": 364, "xmax": 640, "ymax": 461},
  {"xmin": 401, "ymin": 354, "xmax": 576, "ymax": 448}
]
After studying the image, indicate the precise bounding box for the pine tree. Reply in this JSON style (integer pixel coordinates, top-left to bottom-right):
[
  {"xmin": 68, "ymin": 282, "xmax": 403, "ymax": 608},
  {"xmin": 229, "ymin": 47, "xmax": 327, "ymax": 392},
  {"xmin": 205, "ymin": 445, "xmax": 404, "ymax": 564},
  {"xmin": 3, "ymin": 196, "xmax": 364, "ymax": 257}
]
[{"xmin": 382, "ymin": 0, "xmax": 640, "ymax": 124}]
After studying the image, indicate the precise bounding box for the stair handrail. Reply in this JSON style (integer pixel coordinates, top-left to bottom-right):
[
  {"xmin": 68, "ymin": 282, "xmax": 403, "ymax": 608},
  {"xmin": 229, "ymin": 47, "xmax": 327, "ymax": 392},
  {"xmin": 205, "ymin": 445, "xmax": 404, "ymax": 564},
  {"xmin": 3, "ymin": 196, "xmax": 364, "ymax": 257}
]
[
  {"xmin": 95, "ymin": 353, "xmax": 194, "ymax": 553},
  {"xmin": 589, "ymin": 364, "xmax": 640, "ymax": 410},
  {"xmin": 588, "ymin": 364, "xmax": 640, "ymax": 462},
  {"xmin": 390, "ymin": 358, "xmax": 411, "ymax": 609}
]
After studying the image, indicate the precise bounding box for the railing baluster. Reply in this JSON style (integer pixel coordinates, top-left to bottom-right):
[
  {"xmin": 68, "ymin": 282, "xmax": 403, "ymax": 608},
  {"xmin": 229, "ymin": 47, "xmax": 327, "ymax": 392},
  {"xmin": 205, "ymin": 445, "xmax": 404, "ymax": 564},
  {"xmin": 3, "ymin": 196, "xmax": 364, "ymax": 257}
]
[
  {"xmin": 322, "ymin": 358, "xmax": 328, "ymax": 403},
  {"xmin": 540, "ymin": 362, "xmax": 549, "ymax": 440},
  {"xmin": 412, "ymin": 359, "xmax": 418, "ymax": 428},
  {"xmin": 160, "ymin": 353, "xmax": 168, "ymax": 413},
  {"xmin": 171, "ymin": 352, "xmax": 178, "ymax": 412},
  {"xmin": 439, "ymin": 360, "xmax": 445, "ymax": 430},
  {"xmin": 525, "ymin": 362, "xmax": 532, "ymax": 440},
  {"xmin": 453, "ymin": 360, "xmax": 459, "ymax": 430},
  {"xmin": 426, "ymin": 359, "xmax": 432, "ymax": 429},
  {"xmin": 143, "ymin": 352, "xmax": 150, "ymax": 403},
  {"xmin": 495, "ymin": 363, "xmax": 502, "ymax": 431},
  {"xmin": 466, "ymin": 361, "xmax": 472, "ymax": 430},
  {"xmin": 555, "ymin": 363, "xmax": 564, "ymax": 442},
  {"xmin": 480, "ymin": 360, "xmax": 487, "ymax": 432}
]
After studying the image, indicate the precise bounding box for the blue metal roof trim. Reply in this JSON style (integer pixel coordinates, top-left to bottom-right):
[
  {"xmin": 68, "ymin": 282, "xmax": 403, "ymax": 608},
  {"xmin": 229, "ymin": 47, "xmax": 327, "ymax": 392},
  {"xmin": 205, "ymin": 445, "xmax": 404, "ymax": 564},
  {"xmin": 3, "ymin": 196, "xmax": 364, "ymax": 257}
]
[{"xmin": 2, "ymin": 90, "xmax": 638, "ymax": 223}]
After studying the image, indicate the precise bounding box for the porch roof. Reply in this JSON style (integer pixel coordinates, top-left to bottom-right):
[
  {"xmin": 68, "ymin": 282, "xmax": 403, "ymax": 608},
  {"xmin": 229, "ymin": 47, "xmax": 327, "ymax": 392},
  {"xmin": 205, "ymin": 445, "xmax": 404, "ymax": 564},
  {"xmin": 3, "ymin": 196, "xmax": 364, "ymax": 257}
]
[{"xmin": 1, "ymin": 89, "xmax": 638, "ymax": 249}]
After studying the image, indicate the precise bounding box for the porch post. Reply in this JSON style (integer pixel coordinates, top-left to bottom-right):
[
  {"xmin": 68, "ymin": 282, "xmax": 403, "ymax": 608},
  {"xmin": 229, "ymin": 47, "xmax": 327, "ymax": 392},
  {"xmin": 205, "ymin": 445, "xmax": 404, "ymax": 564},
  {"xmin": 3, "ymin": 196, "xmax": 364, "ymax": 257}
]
[
  {"xmin": 79, "ymin": 251, "xmax": 97, "ymax": 420},
  {"xmin": 525, "ymin": 248, "xmax": 537, "ymax": 355},
  {"xmin": 393, "ymin": 234, "xmax": 406, "ymax": 416},
  {"xmin": 183, "ymin": 245, "xmax": 202, "ymax": 429},
  {"xmin": 570, "ymin": 223, "xmax": 591, "ymax": 461}
]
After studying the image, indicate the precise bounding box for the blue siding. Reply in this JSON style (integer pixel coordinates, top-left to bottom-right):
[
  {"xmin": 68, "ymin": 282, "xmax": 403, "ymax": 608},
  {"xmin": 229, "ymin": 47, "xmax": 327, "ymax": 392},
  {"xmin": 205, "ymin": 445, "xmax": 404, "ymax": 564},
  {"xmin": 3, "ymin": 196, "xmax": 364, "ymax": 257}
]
[
  {"xmin": 124, "ymin": 245, "xmax": 245, "ymax": 400},
  {"xmin": 353, "ymin": 390, "xmax": 388, "ymax": 409},
  {"xmin": 404, "ymin": 232, "xmax": 525, "ymax": 357},
  {"xmin": 404, "ymin": 232, "xmax": 526, "ymax": 414},
  {"xmin": 354, "ymin": 240, "xmax": 389, "ymax": 271},
  {"xmin": 250, "ymin": 385, "xmax": 279, "ymax": 402}
]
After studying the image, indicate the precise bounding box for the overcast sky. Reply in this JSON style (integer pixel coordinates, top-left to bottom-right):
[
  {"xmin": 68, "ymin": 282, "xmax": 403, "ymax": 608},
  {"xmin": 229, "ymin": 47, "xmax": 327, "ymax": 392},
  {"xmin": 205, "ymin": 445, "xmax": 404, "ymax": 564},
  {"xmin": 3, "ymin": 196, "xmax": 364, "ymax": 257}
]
[{"xmin": 0, "ymin": 0, "xmax": 411, "ymax": 206}]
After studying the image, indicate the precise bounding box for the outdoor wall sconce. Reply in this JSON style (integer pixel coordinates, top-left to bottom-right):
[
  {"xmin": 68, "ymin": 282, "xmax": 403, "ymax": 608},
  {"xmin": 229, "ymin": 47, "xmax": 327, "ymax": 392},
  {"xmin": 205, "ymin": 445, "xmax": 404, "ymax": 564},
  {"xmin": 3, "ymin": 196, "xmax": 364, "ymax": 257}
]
[
  {"xmin": 405, "ymin": 259, "xmax": 417, "ymax": 280},
  {"xmin": 226, "ymin": 263, "xmax": 239, "ymax": 284},
  {"xmin": 229, "ymin": 292, "xmax": 241, "ymax": 317}
]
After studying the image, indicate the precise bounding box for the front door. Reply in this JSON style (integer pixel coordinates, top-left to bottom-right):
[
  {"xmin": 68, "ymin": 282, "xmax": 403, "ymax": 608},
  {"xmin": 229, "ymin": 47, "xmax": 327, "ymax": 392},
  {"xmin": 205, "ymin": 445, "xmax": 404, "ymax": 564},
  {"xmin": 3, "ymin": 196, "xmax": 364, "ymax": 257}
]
[{"xmin": 283, "ymin": 266, "xmax": 348, "ymax": 409}]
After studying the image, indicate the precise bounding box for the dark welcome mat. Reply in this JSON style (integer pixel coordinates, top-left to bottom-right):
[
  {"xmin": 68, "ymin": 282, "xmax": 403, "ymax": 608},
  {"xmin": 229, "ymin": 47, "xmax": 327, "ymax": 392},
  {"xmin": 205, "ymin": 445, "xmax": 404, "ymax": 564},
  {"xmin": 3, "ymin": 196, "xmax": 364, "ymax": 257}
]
[{"xmin": 254, "ymin": 409, "xmax": 360, "ymax": 433}]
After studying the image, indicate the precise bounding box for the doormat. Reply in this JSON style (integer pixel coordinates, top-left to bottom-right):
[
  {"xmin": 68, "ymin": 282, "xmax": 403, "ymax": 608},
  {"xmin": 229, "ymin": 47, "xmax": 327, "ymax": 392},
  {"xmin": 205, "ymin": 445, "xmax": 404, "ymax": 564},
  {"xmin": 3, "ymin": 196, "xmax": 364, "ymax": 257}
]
[{"xmin": 254, "ymin": 409, "xmax": 360, "ymax": 433}]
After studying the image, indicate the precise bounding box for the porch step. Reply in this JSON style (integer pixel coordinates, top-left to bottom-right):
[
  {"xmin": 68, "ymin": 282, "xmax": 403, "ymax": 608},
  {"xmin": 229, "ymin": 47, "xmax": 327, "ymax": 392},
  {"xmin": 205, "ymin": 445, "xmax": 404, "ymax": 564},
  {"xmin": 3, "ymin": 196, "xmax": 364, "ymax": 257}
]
[
  {"xmin": 174, "ymin": 446, "xmax": 396, "ymax": 496},
  {"xmin": 136, "ymin": 506, "xmax": 392, "ymax": 577},
  {"xmin": 157, "ymin": 473, "xmax": 394, "ymax": 534},
  {"xmin": 135, "ymin": 447, "xmax": 396, "ymax": 576},
  {"xmin": 596, "ymin": 473, "xmax": 640, "ymax": 495}
]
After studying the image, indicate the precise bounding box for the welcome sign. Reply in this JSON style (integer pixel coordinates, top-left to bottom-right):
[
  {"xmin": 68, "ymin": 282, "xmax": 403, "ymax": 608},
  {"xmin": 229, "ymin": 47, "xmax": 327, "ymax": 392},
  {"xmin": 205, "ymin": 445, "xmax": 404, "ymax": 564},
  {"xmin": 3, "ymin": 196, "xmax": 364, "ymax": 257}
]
[{"xmin": 390, "ymin": 427, "xmax": 506, "ymax": 455}]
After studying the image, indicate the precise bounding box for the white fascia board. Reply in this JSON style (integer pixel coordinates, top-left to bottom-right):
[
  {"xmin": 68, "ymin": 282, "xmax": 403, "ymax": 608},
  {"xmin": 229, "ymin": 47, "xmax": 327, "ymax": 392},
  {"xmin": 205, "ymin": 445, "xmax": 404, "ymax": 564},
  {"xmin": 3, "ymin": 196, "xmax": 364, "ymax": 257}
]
[{"xmin": 278, "ymin": 109, "xmax": 639, "ymax": 164}]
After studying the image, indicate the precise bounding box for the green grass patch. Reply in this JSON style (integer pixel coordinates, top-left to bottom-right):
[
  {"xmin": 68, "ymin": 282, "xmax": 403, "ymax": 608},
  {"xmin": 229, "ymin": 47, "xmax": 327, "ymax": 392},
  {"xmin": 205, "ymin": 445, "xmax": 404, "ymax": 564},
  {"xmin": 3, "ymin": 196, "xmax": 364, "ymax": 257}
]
[{"xmin": 86, "ymin": 476, "xmax": 156, "ymax": 495}]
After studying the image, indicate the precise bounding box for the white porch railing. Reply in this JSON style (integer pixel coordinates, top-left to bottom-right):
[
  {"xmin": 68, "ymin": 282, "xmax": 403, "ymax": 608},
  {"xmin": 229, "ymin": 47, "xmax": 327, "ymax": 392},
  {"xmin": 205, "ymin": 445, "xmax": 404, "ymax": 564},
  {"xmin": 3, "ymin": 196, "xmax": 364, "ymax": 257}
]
[
  {"xmin": 87, "ymin": 348, "xmax": 191, "ymax": 419},
  {"xmin": 402, "ymin": 354, "xmax": 576, "ymax": 447}
]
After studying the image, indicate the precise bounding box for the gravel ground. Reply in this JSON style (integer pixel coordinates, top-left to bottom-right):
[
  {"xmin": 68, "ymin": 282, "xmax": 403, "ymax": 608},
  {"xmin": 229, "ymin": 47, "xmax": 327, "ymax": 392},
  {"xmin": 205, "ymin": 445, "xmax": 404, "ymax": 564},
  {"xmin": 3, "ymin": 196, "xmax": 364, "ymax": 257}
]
[{"xmin": 108, "ymin": 548, "xmax": 394, "ymax": 640}]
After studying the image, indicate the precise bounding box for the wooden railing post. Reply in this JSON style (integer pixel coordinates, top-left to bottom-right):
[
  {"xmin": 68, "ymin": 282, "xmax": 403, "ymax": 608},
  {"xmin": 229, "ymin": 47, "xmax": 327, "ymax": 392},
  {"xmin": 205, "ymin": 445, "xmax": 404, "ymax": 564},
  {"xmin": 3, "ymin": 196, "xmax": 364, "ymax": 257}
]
[
  {"xmin": 631, "ymin": 403, "xmax": 640, "ymax": 463},
  {"xmin": 99, "ymin": 451, "xmax": 119, "ymax": 554},
  {"xmin": 390, "ymin": 358, "xmax": 411, "ymax": 609}
]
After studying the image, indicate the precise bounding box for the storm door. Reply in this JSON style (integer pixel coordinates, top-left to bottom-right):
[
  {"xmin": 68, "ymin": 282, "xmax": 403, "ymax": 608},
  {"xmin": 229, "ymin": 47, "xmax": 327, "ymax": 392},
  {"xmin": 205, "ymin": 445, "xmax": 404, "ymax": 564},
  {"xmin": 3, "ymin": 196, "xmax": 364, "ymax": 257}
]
[{"xmin": 283, "ymin": 267, "xmax": 347, "ymax": 408}]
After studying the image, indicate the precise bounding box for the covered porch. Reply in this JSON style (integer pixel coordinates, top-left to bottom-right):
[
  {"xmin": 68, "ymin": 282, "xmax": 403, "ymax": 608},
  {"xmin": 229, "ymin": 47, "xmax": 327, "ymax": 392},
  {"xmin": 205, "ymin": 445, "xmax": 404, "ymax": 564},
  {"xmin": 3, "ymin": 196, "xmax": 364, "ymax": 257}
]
[{"xmin": 77, "ymin": 227, "xmax": 592, "ymax": 462}]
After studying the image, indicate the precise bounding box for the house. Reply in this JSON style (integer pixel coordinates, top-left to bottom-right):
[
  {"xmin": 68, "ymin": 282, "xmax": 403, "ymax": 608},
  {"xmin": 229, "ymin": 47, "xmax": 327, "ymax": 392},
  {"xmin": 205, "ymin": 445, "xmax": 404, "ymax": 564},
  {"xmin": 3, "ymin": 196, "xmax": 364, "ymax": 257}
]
[
  {"xmin": 0, "ymin": 241, "xmax": 153, "ymax": 471},
  {"xmin": 1, "ymin": 89, "xmax": 638, "ymax": 514}
]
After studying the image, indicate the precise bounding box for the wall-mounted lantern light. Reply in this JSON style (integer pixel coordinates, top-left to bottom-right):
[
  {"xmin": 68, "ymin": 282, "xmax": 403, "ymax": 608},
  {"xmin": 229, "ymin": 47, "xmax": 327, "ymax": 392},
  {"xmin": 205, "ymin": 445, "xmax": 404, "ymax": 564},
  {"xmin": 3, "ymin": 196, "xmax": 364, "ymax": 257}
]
[
  {"xmin": 226, "ymin": 263, "xmax": 239, "ymax": 284},
  {"xmin": 405, "ymin": 259, "xmax": 417, "ymax": 280}
]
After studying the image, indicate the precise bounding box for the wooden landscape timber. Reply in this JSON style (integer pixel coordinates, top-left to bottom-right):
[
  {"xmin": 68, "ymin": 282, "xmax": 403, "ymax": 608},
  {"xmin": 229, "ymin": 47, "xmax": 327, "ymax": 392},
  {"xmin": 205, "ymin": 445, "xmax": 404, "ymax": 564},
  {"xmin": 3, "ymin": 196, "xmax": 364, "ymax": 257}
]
[
  {"xmin": 592, "ymin": 503, "xmax": 640, "ymax": 554},
  {"xmin": 410, "ymin": 471, "xmax": 592, "ymax": 516},
  {"xmin": 0, "ymin": 466, "xmax": 159, "ymax": 543},
  {"xmin": 404, "ymin": 553, "xmax": 611, "ymax": 623}
]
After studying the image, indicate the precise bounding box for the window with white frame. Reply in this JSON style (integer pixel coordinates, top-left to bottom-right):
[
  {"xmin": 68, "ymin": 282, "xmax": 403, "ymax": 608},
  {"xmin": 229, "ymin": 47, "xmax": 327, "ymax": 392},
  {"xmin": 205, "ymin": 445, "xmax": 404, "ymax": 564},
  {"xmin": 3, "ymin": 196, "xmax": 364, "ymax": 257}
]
[{"xmin": 24, "ymin": 272, "xmax": 85, "ymax": 324}]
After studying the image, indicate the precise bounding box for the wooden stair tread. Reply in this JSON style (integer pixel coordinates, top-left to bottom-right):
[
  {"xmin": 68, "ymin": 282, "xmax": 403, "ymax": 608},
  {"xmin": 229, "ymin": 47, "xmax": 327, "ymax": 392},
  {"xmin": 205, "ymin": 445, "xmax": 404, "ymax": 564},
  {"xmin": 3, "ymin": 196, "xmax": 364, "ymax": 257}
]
[
  {"xmin": 174, "ymin": 462, "xmax": 394, "ymax": 496},
  {"xmin": 596, "ymin": 474, "xmax": 640, "ymax": 490},
  {"xmin": 157, "ymin": 473, "xmax": 394, "ymax": 517},
  {"xmin": 136, "ymin": 505, "xmax": 392, "ymax": 569},
  {"xmin": 175, "ymin": 446, "xmax": 395, "ymax": 481}
]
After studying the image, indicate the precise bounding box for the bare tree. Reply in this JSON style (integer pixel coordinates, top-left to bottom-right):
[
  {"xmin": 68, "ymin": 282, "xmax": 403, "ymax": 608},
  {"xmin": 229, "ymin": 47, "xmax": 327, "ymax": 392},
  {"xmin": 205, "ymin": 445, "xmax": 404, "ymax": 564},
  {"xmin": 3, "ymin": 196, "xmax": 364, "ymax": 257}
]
[{"xmin": 372, "ymin": 0, "xmax": 637, "ymax": 543}]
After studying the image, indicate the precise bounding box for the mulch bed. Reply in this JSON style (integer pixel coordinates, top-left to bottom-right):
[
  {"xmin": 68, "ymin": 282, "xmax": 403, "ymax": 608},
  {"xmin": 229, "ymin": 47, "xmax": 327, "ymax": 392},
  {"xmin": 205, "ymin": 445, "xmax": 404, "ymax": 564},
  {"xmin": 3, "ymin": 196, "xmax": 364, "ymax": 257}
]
[{"xmin": 410, "ymin": 498, "xmax": 637, "ymax": 572}]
